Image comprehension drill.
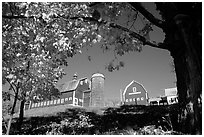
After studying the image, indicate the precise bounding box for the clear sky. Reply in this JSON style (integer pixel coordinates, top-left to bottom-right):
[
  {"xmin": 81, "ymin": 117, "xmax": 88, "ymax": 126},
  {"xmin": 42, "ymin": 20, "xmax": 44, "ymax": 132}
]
[{"xmin": 57, "ymin": 2, "xmax": 177, "ymax": 101}]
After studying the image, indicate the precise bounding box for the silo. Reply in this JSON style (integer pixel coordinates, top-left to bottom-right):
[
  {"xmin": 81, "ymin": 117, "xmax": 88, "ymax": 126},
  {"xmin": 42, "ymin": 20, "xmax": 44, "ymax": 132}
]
[{"xmin": 90, "ymin": 73, "xmax": 105, "ymax": 107}]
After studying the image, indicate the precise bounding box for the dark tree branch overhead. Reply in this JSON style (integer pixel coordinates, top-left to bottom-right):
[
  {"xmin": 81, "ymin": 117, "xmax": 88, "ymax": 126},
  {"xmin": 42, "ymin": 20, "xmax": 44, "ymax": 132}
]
[{"xmin": 129, "ymin": 2, "xmax": 165, "ymax": 29}]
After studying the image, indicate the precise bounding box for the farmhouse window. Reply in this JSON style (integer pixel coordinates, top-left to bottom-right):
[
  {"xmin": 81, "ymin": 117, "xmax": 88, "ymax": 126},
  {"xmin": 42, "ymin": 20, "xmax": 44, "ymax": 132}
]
[
  {"xmin": 133, "ymin": 98, "xmax": 135, "ymax": 101},
  {"xmin": 35, "ymin": 103, "xmax": 38, "ymax": 107},
  {"xmin": 126, "ymin": 99, "xmax": 128, "ymax": 102},
  {"xmin": 32, "ymin": 103, "xmax": 35, "ymax": 108},
  {"xmin": 69, "ymin": 97, "xmax": 72, "ymax": 100},
  {"xmin": 44, "ymin": 101, "xmax": 47, "ymax": 106},
  {"xmin": 61, "ymin": 98, "xmax": 64, "ymax": 103},
  {"xmin": 137, "ymin": 98, "xmax": 140, "ymax": 101},
  {"xmin": 129, "ymin": 98, "xmax": 132, "ymax": 102},
  {"xmin": 141, "ymin": 97, "xmax": 144, "ymax": 101}
]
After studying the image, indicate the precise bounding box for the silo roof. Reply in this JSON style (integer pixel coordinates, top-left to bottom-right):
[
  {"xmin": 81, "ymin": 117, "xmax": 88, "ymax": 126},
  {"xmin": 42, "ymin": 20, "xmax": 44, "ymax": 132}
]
[{"xmin": 91, "ymin": 73, "xmax": 105, "ymax": 78}]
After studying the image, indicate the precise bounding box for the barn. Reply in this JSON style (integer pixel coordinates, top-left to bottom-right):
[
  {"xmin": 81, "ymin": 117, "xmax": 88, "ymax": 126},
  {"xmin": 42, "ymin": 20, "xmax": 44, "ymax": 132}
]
[
  {"xmin": 26, "ymin": 72, "xmax": 105, "ymax": 111},
  {"xmin": 60, "ymin": 74, "xmax": 91, "ymax": 107},
  {"xmin": 121, "ymin": 80, "xmax": 149, "ymax": 105},
  {"xmin": 28, "ymin": 74, "xmax": 91, "ymax": 109}
]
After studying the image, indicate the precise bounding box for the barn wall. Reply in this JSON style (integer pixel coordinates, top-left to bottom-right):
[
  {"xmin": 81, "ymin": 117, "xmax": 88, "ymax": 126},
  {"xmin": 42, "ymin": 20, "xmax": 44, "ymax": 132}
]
[
  {"xmin": 83, "ymin": 92, "xmax": 91, "ymax": 107},
  {"xmin": 74, "ymin": 79, "xmax": 90, "ymax": 106}
]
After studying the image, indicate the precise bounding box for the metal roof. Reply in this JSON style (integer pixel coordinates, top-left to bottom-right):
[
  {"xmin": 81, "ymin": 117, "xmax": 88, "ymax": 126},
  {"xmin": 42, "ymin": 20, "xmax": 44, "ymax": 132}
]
[{"xmin": 61, "ymin": 78, "xmax": 89, "ymax": 92}]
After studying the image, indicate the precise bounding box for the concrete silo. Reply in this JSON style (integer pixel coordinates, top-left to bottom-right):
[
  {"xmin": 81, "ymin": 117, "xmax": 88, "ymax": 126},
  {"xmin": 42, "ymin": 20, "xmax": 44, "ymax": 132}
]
[{"xmin": 90, "ymin": 73, "xmax": 105, "ymax": 107}]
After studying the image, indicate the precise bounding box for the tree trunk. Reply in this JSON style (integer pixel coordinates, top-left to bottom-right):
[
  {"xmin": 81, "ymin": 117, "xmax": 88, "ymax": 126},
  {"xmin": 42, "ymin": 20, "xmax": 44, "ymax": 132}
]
[
  {"xmin": 17, "ymin": 99, "xmax": 25, "ymax": 132},
  {"xmin": 169, "ymin": 14, "xmax": 202, "ymax": 134},
  {"xmin": 6, "ymin": 89, "xmax": 19, "ymax": 135}
]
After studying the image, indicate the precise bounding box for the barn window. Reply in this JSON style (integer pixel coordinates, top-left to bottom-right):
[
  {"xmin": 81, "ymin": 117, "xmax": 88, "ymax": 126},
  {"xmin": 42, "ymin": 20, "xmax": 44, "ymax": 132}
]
[
  {"xmin": 137, "ymin": 98, "xmax": 140, "ymax": 101},
  {"xmin": 133, "ymin": 98, "xmax": 135, "ymax": 101},
  {"xmin": 141, "ymin": 97, "xmax": 144, "ymax": 101},
  {"xmin": 129, "ymin": 98, "xmax": 132, "ymax": 102},
  {"xmin": 69, "ymin": 97, "xmax": 72, "ymax": 100},
  {"xmin": 80, "ymin": 81, "xmax": 83, "ymax": 85},
  {"xmin": 65, "ymin": 98, "xmax": 68, "ymax": 102},
  {"xmin": 133, "ymin": 87, "xmax": 137, "ymax": 92},
  {"xmin": 32, "ymin": 104, "xmax": 35, "ymax": 108},
  {"xmin": 40, "ymin": 102, "xmax": 44, "ymax": 106},
  {"xmin": 126, "ymin": 99, "xmax": 128, "ymax": 102},
  {"xmin": 47, "ymin": 101, "xmax": 50, "ymax": 105},
  {"xmin": 44, "ymin": 101, "xmax": 47, "ymax": 106},
  {"xmin": 61, "ymin": 98, "xmax": 64, "ymax": 103},
  {"xmin": 57, "ymin": 99, "xmax": 61, "ymax": 104}
]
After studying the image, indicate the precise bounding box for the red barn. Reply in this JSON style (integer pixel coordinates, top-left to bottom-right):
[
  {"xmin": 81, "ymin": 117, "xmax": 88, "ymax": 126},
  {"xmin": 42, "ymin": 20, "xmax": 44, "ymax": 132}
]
[
  {"xmin": 61, "ymin": 74, "xmax": 91, "ymax": 107},
  {"xmin": 122, "ymin": 80, "xmax": 149, "ymax": 105}
]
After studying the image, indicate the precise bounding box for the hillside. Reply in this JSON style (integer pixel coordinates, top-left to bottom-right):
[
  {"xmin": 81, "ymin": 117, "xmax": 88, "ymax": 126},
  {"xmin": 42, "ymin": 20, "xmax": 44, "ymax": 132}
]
[{"xmin": 3, "ymin": 104, "xmax": 184, "ymax": 135}]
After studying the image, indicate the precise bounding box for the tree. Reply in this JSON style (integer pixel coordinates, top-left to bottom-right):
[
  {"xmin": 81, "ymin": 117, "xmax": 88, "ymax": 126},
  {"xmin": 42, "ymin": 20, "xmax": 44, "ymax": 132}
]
[
  {"xmin": 2, "ymin": 2, "xmax": 78, "ymax": 134},
  {"xmin": 2, "ymin": 2, "xmax": 201, "ymax": 134}
]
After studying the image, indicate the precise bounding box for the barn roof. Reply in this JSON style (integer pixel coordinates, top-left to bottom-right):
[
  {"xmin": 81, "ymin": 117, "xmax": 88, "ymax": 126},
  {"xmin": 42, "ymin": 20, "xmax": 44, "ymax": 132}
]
[
  {"xmin": 91, "ymin": 73, "xmax": 105, "ymax": 78},
  {"xmin": 62, "ymin": 80, "xmax": 79, "ymax": 92},
  {"xmin": 61, "ymin": 77, "xmax": 90, "ymax": 93}
]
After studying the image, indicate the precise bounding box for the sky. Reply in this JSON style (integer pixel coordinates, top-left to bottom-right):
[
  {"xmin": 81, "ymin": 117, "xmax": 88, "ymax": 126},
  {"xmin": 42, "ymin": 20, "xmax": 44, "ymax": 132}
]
[{"xmin": 57, "ymin": 2, "xmax": 177, "ymax": 101}]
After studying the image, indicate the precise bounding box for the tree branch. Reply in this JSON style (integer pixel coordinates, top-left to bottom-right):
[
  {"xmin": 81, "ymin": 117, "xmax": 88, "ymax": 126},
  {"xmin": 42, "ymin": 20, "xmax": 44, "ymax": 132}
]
[
  {"xmin": 2, "ymin": 15, "xmax": 35, "ymax": 19},
  {"xmin": 129, "ymin": 2, "xmax": 165, "ymax": 29},
  {"xmin": 102, "ymin": 20, "xmax": 168, "ymax": 50},
  {"xmin": 2, "ymin": 10, "xmax": 168, "ymax": 50},
  {"xmin": 6, "ymin": 78, "xmax": 17, "ymax": 94}
]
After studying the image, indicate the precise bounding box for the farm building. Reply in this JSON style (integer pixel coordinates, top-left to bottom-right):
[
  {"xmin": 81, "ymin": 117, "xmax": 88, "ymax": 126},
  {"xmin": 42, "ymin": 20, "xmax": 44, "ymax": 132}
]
[
  {"xmin": 121, "ymin": 80, "xmax": 149, "ymax": 105},
  {"xmin": 149, "ymin": 87, "xmax": 178, "ymax": 105},
  {"xmin": 25, "ymin": 72, "xmax": 105, "ymax": 112}
]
